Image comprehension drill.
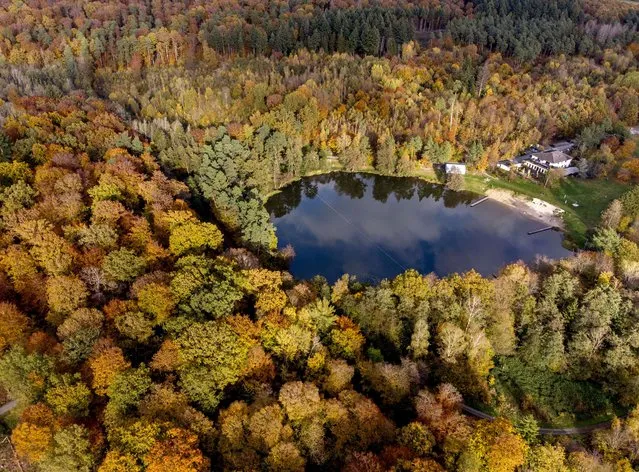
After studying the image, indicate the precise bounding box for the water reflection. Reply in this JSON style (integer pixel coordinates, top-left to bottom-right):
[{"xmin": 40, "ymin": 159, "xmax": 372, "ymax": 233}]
[{"xmin": 267, "ymin": 173, "xmax": 572, "ymax": 283}]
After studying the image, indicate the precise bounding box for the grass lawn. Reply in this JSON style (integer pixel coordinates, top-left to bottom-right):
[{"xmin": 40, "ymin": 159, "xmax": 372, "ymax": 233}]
[{"xmin": 463, "ymin": 173, "xmax": 630, "ymax": 247}]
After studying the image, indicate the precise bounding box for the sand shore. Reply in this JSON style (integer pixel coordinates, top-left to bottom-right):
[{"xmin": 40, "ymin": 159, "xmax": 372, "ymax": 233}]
[{"xmin": 485, "ymin": 189, "xmax": 565, "ymax": 229}]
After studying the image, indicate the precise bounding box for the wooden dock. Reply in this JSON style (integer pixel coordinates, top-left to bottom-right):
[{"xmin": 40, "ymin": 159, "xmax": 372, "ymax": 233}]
[
  {"xmin": 470, "ymin": 196, "xmax": 489, "ymax": 207},
  {"xmin": 527, "ymin": 226, "xmax": 556, "ymax": 235}
]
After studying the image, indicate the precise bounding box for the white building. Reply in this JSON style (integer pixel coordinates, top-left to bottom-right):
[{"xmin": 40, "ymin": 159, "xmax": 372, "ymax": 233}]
[
  {"xmin": 522, "ymin": 151, "xmax": 572, "ymax": 175},
  {"xmin": 444, "ymin": 163, "xmax": 467, "ymax": 175}
]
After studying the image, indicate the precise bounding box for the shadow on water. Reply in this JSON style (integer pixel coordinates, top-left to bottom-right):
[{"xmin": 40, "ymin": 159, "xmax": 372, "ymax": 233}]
[{"xmin": 267, "ymin": 172, "xmax": 571, "ymax": 283}]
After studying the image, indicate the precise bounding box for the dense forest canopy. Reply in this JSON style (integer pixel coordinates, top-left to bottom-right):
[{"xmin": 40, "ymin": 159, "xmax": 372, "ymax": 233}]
[
  {"xmin": 0, "ymin": 0, "xmax": 637, "ymax": 67},
  {"xmin": 2, "ymin": 0, "xmax": 639, "ymax": 471},
  {"xmin": 3, "ymin": 97, "xmax": 639, "ymax": 471}
]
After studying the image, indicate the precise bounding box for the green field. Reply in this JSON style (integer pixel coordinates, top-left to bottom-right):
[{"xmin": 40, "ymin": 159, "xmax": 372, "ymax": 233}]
[{"xmin": 463, "ymin": 173, "xmax": 630, "ymax": 247}]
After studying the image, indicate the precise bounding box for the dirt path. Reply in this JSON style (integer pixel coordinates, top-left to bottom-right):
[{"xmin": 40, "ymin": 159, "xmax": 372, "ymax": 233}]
[
  {"xmin": 461, "ymin": 404, "xmax": 612, "ymax": 436},
  {"xmin": 0, "ymin": 401, "xmax": 16, "ymax": 416},
  {"xmin": 485, "ymin": 189, "xmax": 565, "ymax": 228}
]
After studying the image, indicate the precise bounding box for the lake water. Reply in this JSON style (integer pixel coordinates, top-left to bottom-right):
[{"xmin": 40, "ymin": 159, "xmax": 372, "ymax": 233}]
[{"xmin": 267, "ymin": 173, "xmax": 572, "ymax": 283}]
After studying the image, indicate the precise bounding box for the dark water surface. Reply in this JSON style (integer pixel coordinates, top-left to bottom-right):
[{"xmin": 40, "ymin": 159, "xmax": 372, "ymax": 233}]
[{"xmin": 267, "ymin": 173, "xmax": 572, "ymax": 283}]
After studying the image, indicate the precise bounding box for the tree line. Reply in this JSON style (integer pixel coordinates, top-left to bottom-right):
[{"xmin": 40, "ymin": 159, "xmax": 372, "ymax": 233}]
[
  {"xmin": 0, "ymin": 0, "xmax": 637, "ymax": 73},
  {"xmin": 450, "ymin": 0, "xmax": 639, "ymax": 61}
]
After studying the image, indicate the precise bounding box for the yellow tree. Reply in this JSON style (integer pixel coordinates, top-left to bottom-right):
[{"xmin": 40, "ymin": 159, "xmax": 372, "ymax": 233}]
[
  {"xmin": 0, "ymin": 302, "xmax": 31, "ymax": 351},
  {"xmin": 88, "ymin": 345, "xmax": 131, "ymax": 395},
  {"xmin": 460, "ymin": 418, "xmax": 527, "ymax": 472},
  {"xmin": 11, "ymin": 404, "xmax": 57, "ymax": 464},
  {"xmin": 98, "ymin": 451, "xmax": 142, "ymax": 472},
  {"xmin": 46, "ymin": 275, "xmax": 89, "ymax": 325},
  {"xmin": 169, "ymin": 221, "xmax": 223, "ymax": 256},
  {"xmin": 244, "ymin": 269, "xmax": 287, "ymax": 316},
  {"xmin": 144, "ymin": 428, "xmax": 210, "ymax": 472}
]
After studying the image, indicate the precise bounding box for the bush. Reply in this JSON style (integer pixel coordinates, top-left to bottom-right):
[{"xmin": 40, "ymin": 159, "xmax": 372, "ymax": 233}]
[{"xmin": 446, "ymin": 173, "xmax": 464, "ymax": 191}]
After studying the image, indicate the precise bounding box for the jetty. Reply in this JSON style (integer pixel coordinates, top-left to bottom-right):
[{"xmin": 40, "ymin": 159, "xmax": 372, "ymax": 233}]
[
  {"xmin": 527, "ymin": 226, "xmax": 556, "ymax": 235},
  {"xmin": 470, "ymin": 196, "xmax": 490, "ymax": 207}
]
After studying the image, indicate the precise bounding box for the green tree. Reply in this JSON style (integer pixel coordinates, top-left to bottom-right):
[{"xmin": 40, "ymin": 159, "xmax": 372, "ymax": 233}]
[
  {"xmin": 41, "ymin": 425, "xmax": 95, "ymax": 472},
  {"xmin": 176, "ymin": 321, "xmax": 250, "ymax": 412},
  {"xmin": 466, "ymin": 141, "xmax": 484, "ymax": 166},
  {"xmin": 515, "ymin": 414, "xmax": 539, "ymax": 445},
  {"xmin": 0, "ymin": 347, "xmax": 53, "ymax": 404},
  {"xmin": 195, "ymin": 136, "xmax": 276, "ymax": 251},
  {"xmin": 45, "ymin": 374, "xmax": 92, "ymax": 417},
  {"xmin": 170, "ymin": 255, "xmax": 244, "ymax": 320},
  {"xmin": 106, "ymin": 365, "xmax": 153, "ymax": 417},
  {"xmin": 376, "ymin": 135, "xmax": 397, "ymax": 174},
  {"xmin": 591, "ymin": 227, "xmax": 622, "ymax": 256},
  {"xmin": 0, "ymin": 132, "xmax": 11, "ymax": 162},
  {"xmin": 103, "ymin": 249, "xmax": 146, "ymax": 282},
  {"xmin": 361, "ymin": 24, "xmax": 381, "ymax": 56}
]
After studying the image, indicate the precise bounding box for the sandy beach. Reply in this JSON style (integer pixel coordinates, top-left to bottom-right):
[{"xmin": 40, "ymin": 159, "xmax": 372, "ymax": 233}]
[{"xmin": 485, "ymin": 189, "xmax": 565, "ymax": 228}]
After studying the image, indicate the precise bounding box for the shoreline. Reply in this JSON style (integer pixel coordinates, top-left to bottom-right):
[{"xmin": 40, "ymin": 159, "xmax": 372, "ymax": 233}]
[{"xmin": 265, "ymin": 168, "xmax": 567, "ymax": 230}]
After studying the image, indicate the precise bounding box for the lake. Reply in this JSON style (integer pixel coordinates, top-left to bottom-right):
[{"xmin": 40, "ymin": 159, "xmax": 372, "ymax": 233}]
[{"xmin": 267, "ymin": 173, "xmax": 572, "ymax": 283}]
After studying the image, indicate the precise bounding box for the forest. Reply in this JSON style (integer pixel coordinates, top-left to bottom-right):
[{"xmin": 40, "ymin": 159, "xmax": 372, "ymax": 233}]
[{"xmin": 2, "ymin": 0, "xmax": 639, "ymax": 471}]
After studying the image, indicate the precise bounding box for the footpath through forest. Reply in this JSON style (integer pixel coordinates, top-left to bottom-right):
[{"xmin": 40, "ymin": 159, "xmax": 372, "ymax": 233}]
[
  {"xmin": 0, "ymin": 399, "xmax": 613, "ymax": 436},
  {"xmin": 461, "ymin": 404, "xmax": 612, "ymax": 436},
  {"xmin": 0, "ymin": 401, "xmax": 16, "ymax": 416}
]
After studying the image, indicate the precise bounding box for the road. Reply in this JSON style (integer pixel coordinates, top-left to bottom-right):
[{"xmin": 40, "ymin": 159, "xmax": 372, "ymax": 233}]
[
  {"xmin": 0, "ymin": 401, "xmax": 17, "ymax": 416},
  {"xmin": 0, "ymin": 399, "xmax": 614, "ymax": 435},
  {"xmin": 461, "ymin": 404, "xmax": 612, "ymax": 436}
]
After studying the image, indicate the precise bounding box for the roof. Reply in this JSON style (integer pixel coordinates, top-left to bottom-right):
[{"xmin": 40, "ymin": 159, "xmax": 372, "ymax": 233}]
[
  {"xmin": 444, "ymin": 163, "xmax": 466, "ymax": 167},
  {"xmin": 548, "ymin": 141, "xmax": 575, "ymax": 151},
  {"xmin": 532, "ymin": 151, "xmax": 572, "ymax": 164},
  {"xmin": 563, "ymin": 167, "xmax": 580, "ymax": 176},
  {"xmin": 513, "ymin": 153, "xmax": 533, "ymax": 164}
]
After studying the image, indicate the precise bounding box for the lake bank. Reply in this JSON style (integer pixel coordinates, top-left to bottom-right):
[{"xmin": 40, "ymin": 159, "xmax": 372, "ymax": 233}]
[
  {"xmin": 263, "ymin": 164, "xmax": 628, "ymax": 249},
  {"xmin": 267, "ymin": 172, "xmax": 571, "ymax": 283},
  {"xmin": 464, "ymin": 173, "xmax": 630, "ymax": 247}
]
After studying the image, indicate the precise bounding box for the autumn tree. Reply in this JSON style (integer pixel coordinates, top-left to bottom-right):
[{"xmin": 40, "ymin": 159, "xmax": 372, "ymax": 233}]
[
  {"xmin": 458, "ymin": 418, "xmax": 527, "ymax": 472},
  {"xmin": 0, "ymin": 302, "xmax": 31, "ymax": 351},
  {"xmin": 39, "ymin": 424, "xmax": 96, "ymax": 472},
  {"xmin": 145, "ymin": 428, "xmax": 210, "ymax": 472},
  {"xmin": 279, "ymin": 382, "xmax": 322, "ymax": 423},
  {"xmin": 45, "ymin": 374, "xmax": 92, "ymax": 417},
  {"xmin": 88, "ymin": 344, "xmax": 131, "ymax": 396},
  {"xmin": 11, "ymin": 404, "xmax": 57, "ymax": 464},
  {"xmin": 176, "ymin": 321, "xmax": 250, "ymax": 411}
]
